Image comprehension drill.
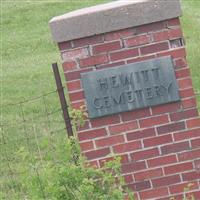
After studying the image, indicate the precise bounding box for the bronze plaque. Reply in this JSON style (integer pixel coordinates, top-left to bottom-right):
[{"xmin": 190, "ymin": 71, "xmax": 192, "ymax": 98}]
[{"xmin": 81, "ymin": 56, "xmax": 180, "ymax": 118}]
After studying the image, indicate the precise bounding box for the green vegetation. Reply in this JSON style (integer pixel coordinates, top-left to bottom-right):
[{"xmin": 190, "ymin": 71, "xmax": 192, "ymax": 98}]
[
  {"xmin": 1, "ymin": 0, "xmax": 109, "ymax": 105},
  {"xmin": 181, "ymin": 0, "xmax": 200, "ymax": 106},
  {"xmin": 1, "ymin": 136, "xmax": 134, "ymax": 200}
]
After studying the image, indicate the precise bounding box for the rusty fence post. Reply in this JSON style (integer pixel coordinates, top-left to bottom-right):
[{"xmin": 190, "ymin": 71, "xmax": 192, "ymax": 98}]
[{"xmin": 52, "ymin": 63, "xmax": 74, "ymax": 137}]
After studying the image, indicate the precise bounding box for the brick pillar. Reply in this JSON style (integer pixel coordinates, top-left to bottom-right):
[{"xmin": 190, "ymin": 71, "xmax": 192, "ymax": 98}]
[{"xmin": 49, "ymin": 1, "xmax": 200, "ymax": 199}]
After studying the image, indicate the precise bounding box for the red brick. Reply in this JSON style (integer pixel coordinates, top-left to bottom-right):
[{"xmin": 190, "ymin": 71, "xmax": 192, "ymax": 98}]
[
  {"xmin": 104, "ymin": 28, "xmax": 135, "ymax": 41},
  {"xmin": 159, "ymin": 196, "xmax": 177, "ymax": 200},
  {"xmin": 93, "ymin": 41, "xmax": 121, "ymax": 54},
  {"xmin": 186, "ymin": 117, "xmax": 200, "ymax": 128},
  {"xmin": 78, "ymin": 128, "xmax": 107, "ymax": 141},
  {"xmin": 69, "ymin": 90, "xmax": 84, "ymax": 102},
  {"xmin": 169, "ymin": 181, "xmax": 199, "ymax": 194},
  {"xmin": 136, "ymin": 21, "xmax": 165, "ymax": 34},
  {"xmin": 61, "ymin": 48, "xmax": 88, "ymax": 61},
  {"xmin": 122, "ymin": 161, "xmax": 146, "ymax": 174},
  {"xmin": 182, "ymin": 171, "xmax": 200, "ymax": 181},
  {"xmin": 157, "ymin": 48, "xmax": 186, "ymax": 59},
  {"xmin": 124, "ymin": 174, "xmax": 134, "ymax": 184},
  {"xmin": 161, "ymin": 194, "xmax": 183, "ymax": 200},
  {"xmin": 139, "ymin": 115, "xmax": 169, "ymax": 128},
  {"xmin": 157, "ymin": 121, "xmax": 186, "ymax": 135},
  {"xmin": 186, "ymin": 191, "xmax": 200, "ymax": 200},
  {"xmin": 90, "ymin": 115, "xmax": 120, "ymax": 127},
  {"xmin": 113, "ymin": 141, "xmax": 141, "ymax": 154},
  {"xmin": 127, "ymin": 128, "xmax": 156, "ymax": 141},
  {"xmin": 178, "ymin": 77, "xmax": 193, "ymax": 90},
  {"xmin": 189, "ymin": 191, "xmax": 200, "ymax": 200},
  {"xmin": 161, "ymin": 141, "xmax": 190, "ymax": 155},
  {"xmin": 143, "ymin": 134, "xmax": 173, "ymax": 148},
  {"xmin": 125, "ymin": 35, "xmax": 149, "ymax": 47},
  {"xmin": 67, "ymin": 80, "xmax": 81, "ymax": 91},
  {"xmin": 109, "ymin": 121, "xmax": 138, "ymax": 135},
  {"xmin": 179, "ymin": 88, "xmax": 195, "ymax": 99},
  {"xmin": 134, "ymin": 168, "xmax": 163, "ymax": 181},
  {"xmin": 126, "ymin": 54, "xmax": 156, "ymax": 64},
  {"xmin": 167, "ymin": 18, "xmax": 181, "ymax": 27},
  {"xmin": 174, "ymin": 58, "xmax": 187, "ymax": 69},
  {"xmin": 170, "ymin": 108, "xmax": 199, "ymax": 121},
  {"xmin": 164, "ymin": 162, "xmax": 193, "ymax": 175},
  {"xmin": 79, "ymin": 54, "xmax": 108, "ymax": 67},
  {"xmin": 194, "ymin": 159, "xmax": 200, "ymax": 172},
  {"xmin": 120, "ymin": 154, "xmax": 131, "ymax": 164},
  {"xmin": 151, "ymin": 102, "xmax": 181, "ymax": 115},
  {"xmin": 191, "ymin": 138, "xmax": 200, "ymax": 149},
  {"xmin": 95, "ymin": 135, "xmax": 125, "ymax": 148},
  {"xmin": 153, "ymin": 28, "xmax": 183, "ymax": 42},
  {"xmin": 174, "ymin": 128, "xmax": 200, "ymax": 141},
  {"xmin": 140, "ymin": 42, "xmax": 169, "ymax": 55},
  {"xmin": 77, "ymin": 121, "xmax": 90, "ymax": 131},
  {"xmin": 131, "ymin": 148, "xmax": 160, "ymax": 161},
  {"xmin": 175, "ymin": 68, "xmax": 190, "ymax": 79},
  {"xmin": 140, "ymin": 187, "xmax": 169, "ymax": 199},
  {"xmin": 58, "ymin": 41, "xmax": 72, "ymax": 51},
  {"xmin": 62, "ymin": 61, "xmax": 77, "ymax": 71},
  {"xmin": 84, "ymin": 148, "xmax": 110, "ymax": 160},
  {"xmin": 65, "ymin": 68, "xmax": 92, "ymax": 81},
  {"xmin": 127, "ymin": 181, "xmax": 151, "ymax": 191},
  {"xmin": 182, "ymin": 98, "xmax": 197, "ymax": 109},
  {"xmin": 97, "ymin": 61, "xmax": 125, "ymax": 69},
  {"xmin": 80, "ymin": 141, "xmax": 94, "ymax": 151},
  {"xmin": 152, "ymin": 174, "xmax": 181, "ymax": 188},
  {"xmin": 110, "ymin": 48, "xmax": 139, "ymax": 62},
  {"xmin": 71, "ymin": 100, "xmax": 85, "ymax": 109},
  {"xmin": 147, "ymin": 155, "xmax": 177, "ymax": 168},
  {"xmin": 178, "ymin": 149, "xmax": 200, "ymax": 162},
  {"xmin": 152, "ymin": 30, "xmax": 169, "ymax": 42},
  {"xmin": 168, "ymin": 28, "xmax": 183, "ymax": 39},
  {"xmin": 121, "ymin": 108, "xmax": 151, "ymax": 122},
  {"xmin": 72, "ymin": 35, "xmax": 104, "ymax": 47}
]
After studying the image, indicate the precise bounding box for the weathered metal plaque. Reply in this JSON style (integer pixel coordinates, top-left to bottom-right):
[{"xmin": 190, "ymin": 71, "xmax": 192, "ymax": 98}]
[{"xmin": 81, "ymin": 56, "xmax": 180, "ymax": 118}]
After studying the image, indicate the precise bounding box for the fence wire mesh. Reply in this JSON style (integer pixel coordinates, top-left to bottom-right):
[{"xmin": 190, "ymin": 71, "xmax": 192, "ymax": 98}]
[{"xmin": 0, "ymin": 89, "xmax": 70, "ymax": 200}]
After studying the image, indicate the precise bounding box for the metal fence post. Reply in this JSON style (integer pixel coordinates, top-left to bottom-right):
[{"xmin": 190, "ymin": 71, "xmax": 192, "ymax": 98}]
[{"xmin": 52, "ymin": 63, "xmax": 74, "ymax": 137}]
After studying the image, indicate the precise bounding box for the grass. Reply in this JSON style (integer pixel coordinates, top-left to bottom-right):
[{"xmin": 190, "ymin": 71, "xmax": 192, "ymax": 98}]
[
  {"xmin": 0, "ymin": 0, "xmax": 200, "ymax": 199},
  {"xmin": 181, "ymin": 0, "xmax": 200, "ymax": 105},
  {"xmin": 1, "ymin": 0, "xmax": 109, "ymax": 104}
]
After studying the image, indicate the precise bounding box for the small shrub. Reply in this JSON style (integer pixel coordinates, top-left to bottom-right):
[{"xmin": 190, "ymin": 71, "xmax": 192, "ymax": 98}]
[{"xmin": 17, "ymin": 136, "xmax": 135, "ymax": 200}]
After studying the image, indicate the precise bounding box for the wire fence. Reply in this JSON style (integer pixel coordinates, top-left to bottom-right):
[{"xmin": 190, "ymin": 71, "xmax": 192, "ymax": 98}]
[{"xmin": 0, "ymin": 86, "xmax": 72, "ymax": 199}]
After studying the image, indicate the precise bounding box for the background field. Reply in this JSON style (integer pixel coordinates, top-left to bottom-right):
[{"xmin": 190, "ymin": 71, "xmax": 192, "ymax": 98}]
[{"xmin": 0, "ymin": 0, "xmax": 200, "ymax": 199}]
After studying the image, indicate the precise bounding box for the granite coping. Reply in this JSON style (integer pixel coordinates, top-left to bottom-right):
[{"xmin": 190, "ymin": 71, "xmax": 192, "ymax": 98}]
[{"xmin": 49, "ymin": 0, "xmax": 182, "ymax": 43}]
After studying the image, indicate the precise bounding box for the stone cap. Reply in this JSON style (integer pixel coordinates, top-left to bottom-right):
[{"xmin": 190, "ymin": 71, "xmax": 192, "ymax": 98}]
[{"xmin": 49, "ymin": 0, "xmax": 182, "ymax": 43}]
